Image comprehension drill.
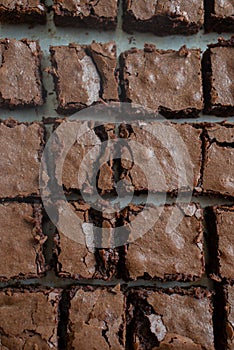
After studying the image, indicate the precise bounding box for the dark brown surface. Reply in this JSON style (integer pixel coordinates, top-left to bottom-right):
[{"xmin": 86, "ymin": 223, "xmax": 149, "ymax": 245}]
[
  {"xmin": 205, "ymin": 0, "xmax": 234, "ymax": 32},
  {"xmin": 50, "ymin": 41, "xmax": 118, "ymax": 114},
  {"xmin": 0, "ymin": 39, "xmax": 45, "ymax": 108},
  {"xmin": 0, "ymin": 203, "xmax": 46, "ymax": 281},
  {"xmin": 121, "ymin": 203, "xmax": 204, "ymax": 281},
  {"xmin": 203, "ymin": 123, "xmax": 234, "ymax": 197},
  {"xmin": 0, "ymin": 289, "xmax": 60, "ymax": 349},
  {"xmin": 53, "ymin": 0, "xmax": 118, "ymax": 29},
  {"xmin": 119, "ymin": 122, "xmax": 202, "ymax": 193},
  {"xmin": 123, "ymin": 0, "xmax": 204, "ymax": 35},
  {"xmin": 225, "ymin": 285, "xmax": 234, "ymax": 349},
  {"xmin": 120, "ymin": 45, "xmax": 203, "ymax": 118},
  {"xmin": 67, "ymin": 286, "xmax": 125, "ymax": 350},
  {"xmin": 0, "ymin": 0, "xmax": 46, "ymax": 24},
  {"xmin": 127, "ymin": 287, "xmax": 214, "ymax": 350},
  {"xmin": 203, "ymin": 37, "xmax": 234, "ymax": 116},
  {"xmin": 0, "ymin": 119, "xmax": 44, "ymax": 198}
]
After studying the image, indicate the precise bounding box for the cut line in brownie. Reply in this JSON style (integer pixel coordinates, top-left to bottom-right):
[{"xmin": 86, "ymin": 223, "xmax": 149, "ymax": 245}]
[
  {"xmin": 0, "ymin": 288, "xmax": 60, "ymax": 349},
  {"xmin": 0, "ymin": 0, "xmax": 46, "ymax": 24},
  {"xmin": 127, "ymin": 287, "xmax": 214, "ymax": 350},
  {"xmin": 202, "ymin": 37, "xmax": 234, "ymax": 116},
  {"xmin": 205, "ymin": 0, "xmax": 234, "ymax": 33},
  {"xmin": 67, "ymin": 286, "xmax": 126, "ymax": 350},
  {"xmin": 0, "ymin": 202, "xmax": 46, "ymax": 281},
  {"xmin": 203, "ymin": 123, "xmax": 234, "ymax": 197},
  {"xmin": 0, "ymin": 39, "xmax": 45, "ymax": 108},
  {"xmin": 206, "ymin": 205, "xmax": 234, "ymax": 282},
  {"xmin": 120, "ymin": 45, "xmax": 204, "ymax": 118},
  {"xmin": 121, "ymin": 203, "xmax": 204, "ymax": 282},
  {"xmin": 53, "ymin": 0, "xmax": 118, "ymax": 29},
  {"xmin": 122, "ymin": 0, "xmax": 204, "ymax": 35},
  {"xmin": 50, "ymin": 41, "xmax": 118, "ymax": 114},
  {"xmin": 0, "ymin": 119, "xmax": 44, "ymax": 198},
  {"xmin": 119, "ymin": 121, "xmax": 202, "ymax": 194}
]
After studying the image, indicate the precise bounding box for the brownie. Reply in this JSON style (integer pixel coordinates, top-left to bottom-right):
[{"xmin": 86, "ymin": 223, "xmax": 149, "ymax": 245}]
[
  {"xmin": 207, "ymin": 206, "xmax": 234, "ymax": 281},
  {"xmin": 123, "ymin": 0, "xmax": 204, "ymax": 35},
  {"xmin": 0, "ymin": 289, "xmax": 60, "ymax": 349},
  {"xmin": 119, "ymin": 122, "xmax": 202, "ymax": 194},
  {"xmin": 67, "ymin": 286, "xmax": 125, "ymax": 349},
  {"xmin": 203, "ymin": 123, "xmax": 234, "ymax": 197},
  {"xmin": 121, "ymin": 203, "xmax": 204, "ymax": 281},
  {"xmin": 0, "ymin": 39, "xmax": 45, "ymax": 108},
  {"xmin": 50, "ymin": 41, "xmax": 118, "ymax": 114},
  {"xmin": 0, "ymin": 202, "xmax": 45, "ymax": 280},
  {"xmin": 120, "ymin": 45, "xmax": 203, "ymax": 118},
  {"xmin": 127, "ymin": 287, "xmax": 214, "ymax": 350},
  {"xmin": 205, "ymin": 0, "xmax": 234, "ymax": 32},
  {"xmin": 203, "ymin": 37, "xmax": 234, "ymax": 116},
  {"xmin": 0, "ymin": 0, "xmax": 46, "ymax": 24},
  {"xmin": 53, "ymin": 0, "xmax": 118, "ymax": 29},
  {"xmin": 50, "ymin": 120, "xmax": 115, "ymax": 194},
  {"xmin": 0, "ymin": 119, "xmax": 44, "ymax": 198},
  {"xmin": 225, "ymin": 285, "xmax": 234, "ymax": 349}
]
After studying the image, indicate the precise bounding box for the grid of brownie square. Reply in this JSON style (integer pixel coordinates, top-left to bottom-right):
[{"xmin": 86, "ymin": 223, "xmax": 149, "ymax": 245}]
[
  {"xmin": 0, "ymin": 0, "xmax": 46, "ymax": 24},
  {"xmin": 127, "ymin": 287, "xmax": 214, "ymax": 349},
  {"xmin": 53, "ymin": 0, "xmax": 118, "ymax": 29},
  {"xmin": 0, "ymin": 289, "xmax": 60, "ymax": 349},
  {"xmin": 0, "ymin": 39, "xmax": 45, "ymax": 108},
  {"xmin": 205, "ymin": 0, "xmax": 234, "ymax": 33},
  {"xmin": 50, "ymin": 41, "xmax": 119, "ymax": 114},
  {"xmin": 122, "ymin": 0, "xmax": 204, "ymax": 35},
  {"xmin": 120, "ymin": 45, "xmax": 204, "ymax": 117}
]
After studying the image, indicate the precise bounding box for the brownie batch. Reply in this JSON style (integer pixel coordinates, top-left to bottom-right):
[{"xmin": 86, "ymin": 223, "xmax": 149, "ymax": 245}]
[{"xmin": 1, "ymin": 1, "xmax": 234, "ymax": 350}]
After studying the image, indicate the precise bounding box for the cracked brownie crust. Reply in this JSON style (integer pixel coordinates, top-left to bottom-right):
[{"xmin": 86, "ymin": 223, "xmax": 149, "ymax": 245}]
[{"xmin": 0, "ymin": 0, "xmax": 46, "ymax": 24}]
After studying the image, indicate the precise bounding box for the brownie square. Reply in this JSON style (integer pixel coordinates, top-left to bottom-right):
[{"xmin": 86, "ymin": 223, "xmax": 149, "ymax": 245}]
[
  {"xmin": 225, "ymin": 285, "xmax": 234, "ymax": 349},
  {"xmin": 67, "ymin": 286, "xmax": 125, "ymax": 349},
  {"xmin": 120, "ymin": 45, "xmax": 203, "ymax": 117},
  {"xmin": 0, "ymin": 39, "xmax": 45, "ymax": 108},
  {"xmin": 0, "ymin": 0, "xmax": 46, "ymax": 24},
  {"xmin": 119, "ymin": 122, "xmax": 202, "ymax": 193},
  {"xmin": 123, "ymin": 0, "xmax": 204, "ymax": 35},
  {"xmin": 207, "ymin": 206, "xmax": 234, "ymax": 281},
  {"xmin": 50, "ymin": 41, "xmax": 118, "ymax": 114},
  {"xmin": 206, "ymin": 0, "xmax": 234, "ymax": 33},
  {"xmin": 121, "ymin": 203, "xmax": 204, "ymax": 281},
  {"xmin": 203, "ymin": 123, "xmax": 234, "ymax": 197},
  {"xmin": 0, "ymin": 202, "xmax": 45, "ymax": 280},
  {"xmin": 0, "ymin": 120, "xmax": 44, "ymax": 198},
  {"xmin": 51, "ymin": 120, "xmax": 115, "ymax": 194},
  {"xmin": 203, "ymin": 38, "xmax": 234, "ymax": 116},
  {"xmin": 53, "ymin": 0, "xmax": 118, "ymax": 29},
  {"xmin": 0, "ymin": 289, "xmax": 60, "ymax": 349},
  {"xmin": 127, "ymin": 287, "xmax": 214, "ymax": 349}
]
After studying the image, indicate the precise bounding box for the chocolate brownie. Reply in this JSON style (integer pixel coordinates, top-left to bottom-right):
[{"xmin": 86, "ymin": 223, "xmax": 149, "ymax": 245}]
[
  {"xmin": 121, "ymin": 203, "xmax": 204, "ymax": 281},
  {"xmin": 53, "ymin": 0, "xmax": 118, "ymax": 29},
  {"xmin": 0, "ymin": 289, "xmax": 60, "ymax": 349},
  {"xmin": 0, "ymin": 203, "xmax": 46, "ymax": 281},
  {"xmin": 120, "ymin": 45, "xmax": 203, "ymax": 117},
  {"xmin": 206, "ymin": 206, "xmax": 234, "ymax": 281},
  {"xmin": 0, "ymin": 0, "xmax": 46, "ymax": 24},
  {"xmin": 0, "ymin": 39, "xmax": 45, "ymax": 108},
  {"xmin": 67, "ymin": 286, "xmax": 125, "ymax": 350},
  {"xmin": 0, "ymin": 119, "xmax": 44, "ymax": 198},
  {"xmin": 203, "ymin": 37, "xmax": 234, "ymax": 116},
  {"xmin": 203, "ymin": 123, "xmax": 234, "ymax": 197},
  {"xmin": 50, "ymin": 41, "xmax": 118, "ymax": 114},
  {"xmin": 123, "ymin": 0, "xmax": 204, "ymax": 35},
  {"xmin": 127, "ymin": 287, "xmax": 214, "ymax": 350},
  {"xmin": 205, "ymin": 0, "xmax": 234, "ymax": 32},
  {"xmin": 119, "ymin": 122, "xmax": 202, "ymax": 193},
  {"xmin": 225, "ymin": 285, "xmax": 234, "ymax": 349},
  {"xmin": 51, "ymin": 120, "xmax": 115, "ymax": 194}
]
